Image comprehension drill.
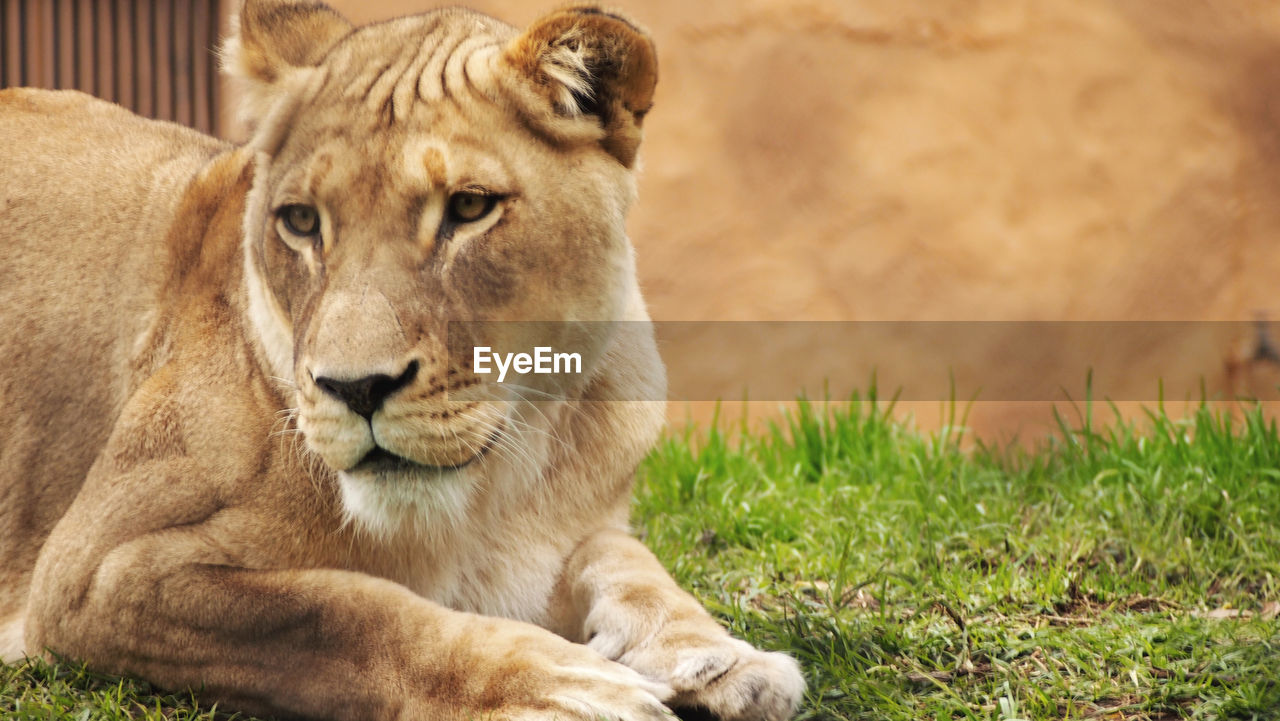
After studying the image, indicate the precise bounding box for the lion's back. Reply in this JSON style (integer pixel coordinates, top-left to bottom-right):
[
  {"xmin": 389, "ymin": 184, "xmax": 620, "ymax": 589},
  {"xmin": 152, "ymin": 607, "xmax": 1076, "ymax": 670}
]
[{"xmin": 0, "ymin": 89, "xmax": 227, "ymax": 636}]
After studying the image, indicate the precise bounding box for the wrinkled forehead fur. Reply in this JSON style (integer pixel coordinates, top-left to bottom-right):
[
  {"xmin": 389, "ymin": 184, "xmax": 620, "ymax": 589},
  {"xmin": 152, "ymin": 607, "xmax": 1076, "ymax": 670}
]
[
  {"xmin": 228, "ymin": 1, "xmax": 654, "ymax": 210},
  {"xmin": 241, "ymin": 7, "xmax": 619, "ymax": 194},
  {"xmin": 229, "ymin": 3, "xmax": 655, "ymax": 159}
]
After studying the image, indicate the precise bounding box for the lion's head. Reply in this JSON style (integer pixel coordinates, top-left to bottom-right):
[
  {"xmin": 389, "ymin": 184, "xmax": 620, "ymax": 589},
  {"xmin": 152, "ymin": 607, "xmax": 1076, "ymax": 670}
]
[{"xmin": 222, "ymin": 1, "xmax": 662, "ymax": 534}]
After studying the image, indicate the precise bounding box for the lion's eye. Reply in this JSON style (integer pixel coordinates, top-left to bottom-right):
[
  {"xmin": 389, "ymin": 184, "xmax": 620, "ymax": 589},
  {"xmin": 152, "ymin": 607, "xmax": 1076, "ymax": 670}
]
[
  {"xmin": 446, "ymin": 192, "xmax": 498, "ymax": 224},
  {"xmin": 279, "ymin": 204, "xmax": 321, "ymax": 236}
]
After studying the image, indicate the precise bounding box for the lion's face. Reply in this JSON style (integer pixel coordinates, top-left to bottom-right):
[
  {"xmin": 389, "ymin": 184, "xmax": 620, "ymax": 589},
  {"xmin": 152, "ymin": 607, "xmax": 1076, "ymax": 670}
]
[{"xmin": 230, "ymin": 7, "xmax": 656, "ymax": 530}]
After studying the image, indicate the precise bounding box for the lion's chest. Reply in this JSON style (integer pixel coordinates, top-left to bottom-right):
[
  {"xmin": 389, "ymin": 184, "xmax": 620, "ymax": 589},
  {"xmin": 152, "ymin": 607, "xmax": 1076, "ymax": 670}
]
[{"xmin": 387, "ymin": 519, "xmax": 569, "ymax": 627}]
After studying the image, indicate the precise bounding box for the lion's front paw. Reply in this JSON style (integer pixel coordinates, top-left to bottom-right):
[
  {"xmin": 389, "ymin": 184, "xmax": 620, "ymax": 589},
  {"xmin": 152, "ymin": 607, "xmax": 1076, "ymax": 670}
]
[
  {"xmin": 665, "ymin": 638, "xmax": 803, "ymax": 721},
  {"xmin": 594, "ymin": 625, "xmax": 805, "ymax": 721},
  {"xmin": 489, "ymin": 626, "xmax": 676, "ymax": 721},
  {"xmin": 514, "ymin": 660, "xmax": 674, "ymax": 721}
]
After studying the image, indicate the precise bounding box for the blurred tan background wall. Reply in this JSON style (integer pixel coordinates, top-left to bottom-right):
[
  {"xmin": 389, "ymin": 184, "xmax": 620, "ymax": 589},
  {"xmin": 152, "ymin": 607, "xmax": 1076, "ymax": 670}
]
[
  {"xmin": 13, "ymin": 0, "xmax": 1280, "ymax": 438},
  {"xmin": 318, "ymin": 1, "xmax": 1280, "ymax": 438}
]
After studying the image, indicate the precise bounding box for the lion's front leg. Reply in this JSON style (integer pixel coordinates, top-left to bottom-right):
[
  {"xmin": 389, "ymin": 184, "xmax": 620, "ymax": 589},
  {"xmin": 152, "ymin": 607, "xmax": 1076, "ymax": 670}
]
[
  {"xmin": 552, "ymin": 530, "xmax": 806, "ymax": 721},
  {"xmin": 26, "ymin": 530, "xmax": 673, "ymax": 721}
]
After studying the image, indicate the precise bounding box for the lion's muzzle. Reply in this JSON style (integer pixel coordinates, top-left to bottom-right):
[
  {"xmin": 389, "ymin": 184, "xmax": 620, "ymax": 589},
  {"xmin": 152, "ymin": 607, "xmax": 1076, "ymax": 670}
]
[{"xmin": 298, "ymin": 353, "xmax": 509, "ymax": 477}]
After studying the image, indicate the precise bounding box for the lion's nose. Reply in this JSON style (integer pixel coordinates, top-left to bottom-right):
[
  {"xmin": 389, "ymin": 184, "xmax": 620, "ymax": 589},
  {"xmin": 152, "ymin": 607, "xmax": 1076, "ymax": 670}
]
[{"xmin": 314, "ymin": 360, "xmax": 419, "ymax": 420}]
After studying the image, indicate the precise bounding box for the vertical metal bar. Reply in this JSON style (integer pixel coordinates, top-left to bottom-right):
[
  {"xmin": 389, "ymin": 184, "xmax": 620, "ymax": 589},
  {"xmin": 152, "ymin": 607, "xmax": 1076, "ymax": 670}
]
[
  {"xmin": 61, "ymin": 0, "xmax": 73, "ymax": 90},
  {"xmin": 209, "ymin": 0, "xmax": 220, "ymax": 135},
  {"xmin": 195, "ymin": 0, "xmax": 203, "ymax": 131},
  {"xmin": 41, "ymin": 0, "xmax": 56, "ymax": 89},
  {"xmin": 52, "ymin": 0, "xmax": 60, "ymax": 88},
  {"xmin": 10, "ymin": 0, "xmax": 22, "ymax": 88},
  {"xmin": 133, "ymin": 0, "xmax": 142, "ymax": 112},
  {"xmin": 185, "ymin": 0, "xmax": 196, "ymax": 128},
  {"xmin": 90, "ymin": 0, "xmax": 100, "ymax": 96},
  {"xmin": 131, "ymin": 0, "xmax": 140, "ymax": 113},
  {"xmin": 63, "ymin": 0, "xmax": 74, "ymax": 90},
  {"xmin": 0, "ymin": 0, "xmax": 7, "ymax": 87},
  {"xmin": 130, "ymin": 0, "xmax": 138, "ymax": 105},
  {"xmin": 193, "ymin": 0, "xmax": 211, "ymax": 133},
  {"xmin": 149, "ymin": 0, "xmax": 157, "ymax": 118},
  {"xmin": 187, "ymin": 0, "xmax": 197, "ymax": 129},
  {"xmin": 189, "ymin": 0, "xmax": 201, "ymax": 130},
  {"xmin": 6, "ymin": 1, "xmax": 19, "ymax": 88},
  {"xmin": 123, "ymin": 0, "xmax": 131, "ymax": 107},
  {"xmin": 170, "ymin": 0, "xmax": 180, "ymax": 123},
  {"xmin": 110, "ymin": 0, "xmax": 119, "ymax": 102},
  {"xmin": 152, "ymin": 0, "xmax": 164, "ymax": 118},
  {"xmin": 18, "ymin": 0, "xmax": 27, "ymax": 87},
  {"xmin": 71, "ymin": 0, "xmax": 79, "ymax": 90}
]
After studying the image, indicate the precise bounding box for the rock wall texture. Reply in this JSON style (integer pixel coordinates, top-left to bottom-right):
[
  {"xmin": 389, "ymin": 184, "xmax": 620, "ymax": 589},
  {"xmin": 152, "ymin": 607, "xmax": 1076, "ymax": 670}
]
[{"xmin": 322, "ymin": 0, "xmax": 1280, "ymax": 437}]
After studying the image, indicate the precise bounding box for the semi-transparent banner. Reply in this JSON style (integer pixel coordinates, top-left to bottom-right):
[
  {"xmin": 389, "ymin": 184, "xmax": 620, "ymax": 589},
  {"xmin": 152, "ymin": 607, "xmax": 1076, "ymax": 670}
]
[{"xmin": 445, "ymin": 321, "xmax": 1280, "ymax": 401}]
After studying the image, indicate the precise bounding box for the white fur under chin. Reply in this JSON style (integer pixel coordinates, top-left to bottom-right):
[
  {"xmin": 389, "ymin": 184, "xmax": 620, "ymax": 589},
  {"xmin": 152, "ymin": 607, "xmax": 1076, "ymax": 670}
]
[
  {"xmin": 336, "ymin": 468, "xmax": 476, "ymax": 540},
  {"xmin": 0, "ymin": 615, "xmax": 24, "ymax": 662}
]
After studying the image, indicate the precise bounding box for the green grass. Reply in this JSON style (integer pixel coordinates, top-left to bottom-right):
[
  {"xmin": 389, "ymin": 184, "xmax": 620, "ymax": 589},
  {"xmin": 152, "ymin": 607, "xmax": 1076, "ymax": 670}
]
[
  {"xmin": 636, "ymin": 395, "xmax": 1280, "ymax": 720},
  {"xmin": 0, "ymin": 656, "xmax": 227, "ymax": 720},
  {"xmin": 4, "ymin": 395, "xmax": 1280, "ymax": 720}
]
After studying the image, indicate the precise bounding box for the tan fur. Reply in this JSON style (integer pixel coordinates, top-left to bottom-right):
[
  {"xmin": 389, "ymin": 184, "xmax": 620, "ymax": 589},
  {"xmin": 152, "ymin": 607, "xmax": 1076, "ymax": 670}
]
[{"xmin": 0, "ymin": 3, "xmax": 803, "ymax": 720}]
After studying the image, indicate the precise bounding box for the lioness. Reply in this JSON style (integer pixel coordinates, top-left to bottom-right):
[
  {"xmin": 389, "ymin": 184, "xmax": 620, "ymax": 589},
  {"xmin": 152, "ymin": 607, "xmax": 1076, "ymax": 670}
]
[{"xmin": 0, "ymin": 2, "xmax": 804, "ymax": 719}]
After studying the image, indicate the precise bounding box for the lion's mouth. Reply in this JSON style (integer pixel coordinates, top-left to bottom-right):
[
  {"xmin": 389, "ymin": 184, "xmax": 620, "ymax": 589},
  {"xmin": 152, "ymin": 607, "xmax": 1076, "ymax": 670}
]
[{"xmin": 350, "ymin": 431, "xmax": 500, "ymax": 475}]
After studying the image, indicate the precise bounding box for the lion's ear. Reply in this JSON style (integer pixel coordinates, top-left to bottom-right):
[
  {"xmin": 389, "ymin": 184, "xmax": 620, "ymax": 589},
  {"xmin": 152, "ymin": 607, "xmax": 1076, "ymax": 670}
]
[
  {"xmin": 502, "ymin": 6, "xmax": 657, "ymax": 168},
  {"xmin": 222, "ymin": 0, "xmax": 353, "ymax": 132}
]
